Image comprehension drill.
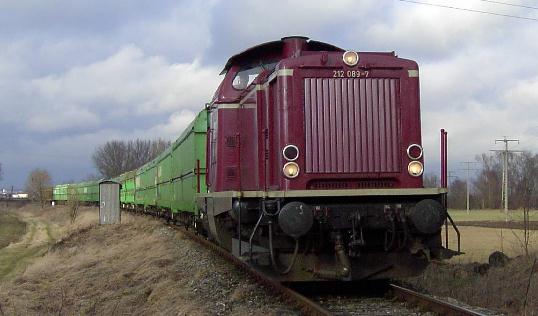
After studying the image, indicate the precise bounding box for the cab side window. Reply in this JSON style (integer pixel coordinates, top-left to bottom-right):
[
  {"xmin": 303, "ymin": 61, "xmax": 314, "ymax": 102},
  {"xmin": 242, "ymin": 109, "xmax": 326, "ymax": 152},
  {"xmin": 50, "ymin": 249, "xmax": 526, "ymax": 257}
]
[{"xmin": 232, "ymin": 62, "xmax": 277, "ymax": 90}]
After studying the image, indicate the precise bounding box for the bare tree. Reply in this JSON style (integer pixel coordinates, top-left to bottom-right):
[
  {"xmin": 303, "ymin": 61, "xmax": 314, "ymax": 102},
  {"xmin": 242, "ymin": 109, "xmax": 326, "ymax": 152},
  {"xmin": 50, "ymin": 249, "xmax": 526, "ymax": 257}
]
[
  {"xmin": 474, "ymin": 153, "xmax": 502, "ymax": 209},
  {"xmin": 510, "ymin": 152, "xmax": 538, "ymax": 209},
  {"xmin": 92, "ymin": 140, "xmax": 126, "ymax": 179},
  {"xmin": 510, "ymin": 152, "xmax": 537, "ymax": 256},
  {"xmin": 84, "ymin": 173, "xmax": 100, "ymax": 181},
  {"xmin": 150, "ymin": 138, "xmax": 169, "ymax": 158},
  {"xmin": 67, "ymin": 185, "xmax": 80, "ymax": 223},
  {"xmin": 422, "ymin": 173, "xmax": 439, "ymax": 188},
  {"xmin": 92, "ymin": 138, "xmax": 170, "ymax": 178},
  {"xmin": 25, "ymin": 168, "xmax": 52, "ymax": 208},
  {"xmin": 448, "ymin": 179, "xmax": 467, "ymax": 209}
]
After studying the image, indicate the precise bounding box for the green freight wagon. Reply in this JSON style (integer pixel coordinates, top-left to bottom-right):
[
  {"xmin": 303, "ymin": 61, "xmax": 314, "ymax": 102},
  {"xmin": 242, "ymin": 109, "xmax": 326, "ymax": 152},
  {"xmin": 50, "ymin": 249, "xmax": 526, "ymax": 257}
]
[
  {"xmin": 131, "ymin": 109, "xmax": 207, "ymax": 215},
  {"xmin": 75, "ymin": 181, "xmax": 99, "ymax": 203},
  {"xmin": 52, "ymin": 181, "xmax": 98, "ymax": 204},
  {"xmin": 135, "ymin": 161, "xmax": 157, "ymax": 208},
  {"xmin": 168, "ymin": 109, "xmax": 207, "ymax": 215},
  {"xmin": 53, "ymin": 184, "xmax": 69, "ymax": 202},
  {"xmin": 117, "ymin": 170, "xmax": 136, "ymax": 204}
]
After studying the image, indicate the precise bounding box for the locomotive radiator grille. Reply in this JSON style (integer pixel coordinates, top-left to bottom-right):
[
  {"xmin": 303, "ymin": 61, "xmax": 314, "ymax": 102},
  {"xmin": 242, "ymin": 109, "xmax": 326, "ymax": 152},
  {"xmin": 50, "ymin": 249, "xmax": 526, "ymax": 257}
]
[{"xmin": 304, "ymin": 78, "xmax": 401, "ymax": 173}]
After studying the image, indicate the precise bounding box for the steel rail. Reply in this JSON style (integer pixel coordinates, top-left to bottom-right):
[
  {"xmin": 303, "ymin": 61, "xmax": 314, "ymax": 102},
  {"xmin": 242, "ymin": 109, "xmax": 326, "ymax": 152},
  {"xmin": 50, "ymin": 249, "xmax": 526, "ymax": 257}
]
[{"xmin": 390, "ymin": 284, "xmax": 489, "ymax": 316}]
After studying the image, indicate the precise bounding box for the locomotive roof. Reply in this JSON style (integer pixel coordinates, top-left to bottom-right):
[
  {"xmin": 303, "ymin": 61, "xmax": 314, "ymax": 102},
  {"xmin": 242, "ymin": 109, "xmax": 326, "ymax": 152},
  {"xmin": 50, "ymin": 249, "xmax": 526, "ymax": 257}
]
[{"xmin": 220, "ymin": 36, "xmax": 344, "ymax": 74}]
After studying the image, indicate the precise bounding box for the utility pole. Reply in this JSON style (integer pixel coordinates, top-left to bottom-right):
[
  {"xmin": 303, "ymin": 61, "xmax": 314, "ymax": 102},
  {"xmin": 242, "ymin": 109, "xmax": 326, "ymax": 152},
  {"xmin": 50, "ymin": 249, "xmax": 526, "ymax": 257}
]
[
  {"xmin": 460, "ymin": 162, "xmax": 478, "ymax": 214},
  {"xmin": 491, "ymin": 137, "xmax": 522, "ymax": 221}
]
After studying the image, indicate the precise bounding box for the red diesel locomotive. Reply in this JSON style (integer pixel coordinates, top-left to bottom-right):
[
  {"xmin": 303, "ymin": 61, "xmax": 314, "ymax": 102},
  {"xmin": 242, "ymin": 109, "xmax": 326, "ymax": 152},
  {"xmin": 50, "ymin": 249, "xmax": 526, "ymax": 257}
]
[{"xmin": 198, "ymin": 36, "xmax": 452, "ymax": 281}]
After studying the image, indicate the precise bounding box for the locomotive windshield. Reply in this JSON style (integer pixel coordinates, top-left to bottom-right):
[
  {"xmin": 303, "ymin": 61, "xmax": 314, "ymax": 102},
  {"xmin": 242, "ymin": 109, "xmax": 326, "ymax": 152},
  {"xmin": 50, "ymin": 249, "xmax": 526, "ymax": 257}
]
[{"xmin": 232, "ymin": 62, "xmax": 277, "ymax": 90}]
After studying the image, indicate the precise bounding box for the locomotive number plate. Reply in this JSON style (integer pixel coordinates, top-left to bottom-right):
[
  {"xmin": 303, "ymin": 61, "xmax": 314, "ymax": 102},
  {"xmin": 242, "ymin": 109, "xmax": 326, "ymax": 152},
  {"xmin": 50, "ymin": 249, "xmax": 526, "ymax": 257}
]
[{"xmin": 333, "ymin": 70, "xmax": 369, "ymax": 78}]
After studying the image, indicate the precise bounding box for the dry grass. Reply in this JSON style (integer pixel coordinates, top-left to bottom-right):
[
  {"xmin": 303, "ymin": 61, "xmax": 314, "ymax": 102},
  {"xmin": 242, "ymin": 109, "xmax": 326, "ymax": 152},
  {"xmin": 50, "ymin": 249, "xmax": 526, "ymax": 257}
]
[
  {"xmin": 415, "ymin": 223, "xmax": 538, "ymax": 315},
  {"xmin": 443, "ymin": 226, "xmax": 538, "ymax": 263},
  {"xmin": 0, "ymin": 206, "xmax": 297, "ymax": 315},
  {"xmin": 0, "ymin": 213, "xmax": 26, "ymax": 249},
  {"xmin": 0, "ymin": 208, "xmax": 204, "ymax": 315},
  {"xmin": 0, "ymin": 204, "xmax": 97, "ymax": 280},
  {"xmin": 406, "ymin": 255, "xmax": 538, "ymax": 315},
  {"xmin": 449, "ymin": 209, "xmax": 538, "ymax": 222}
]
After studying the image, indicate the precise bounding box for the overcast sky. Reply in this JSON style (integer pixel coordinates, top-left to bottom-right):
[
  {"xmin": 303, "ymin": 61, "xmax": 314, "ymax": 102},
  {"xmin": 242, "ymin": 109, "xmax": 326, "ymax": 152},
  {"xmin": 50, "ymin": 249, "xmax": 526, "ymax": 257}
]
[{"xmin": 1, "ymin": 0, "xmax": 537, "ymax": 189}]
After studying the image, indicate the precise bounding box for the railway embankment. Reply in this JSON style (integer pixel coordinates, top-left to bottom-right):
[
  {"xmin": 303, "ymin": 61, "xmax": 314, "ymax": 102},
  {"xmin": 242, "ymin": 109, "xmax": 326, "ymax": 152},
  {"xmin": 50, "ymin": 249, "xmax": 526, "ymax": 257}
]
[
  {"xmin": 404, "ymin": 209, "xmax": 538, "ymax": 315},
  {"xmin": 0, "ymin": 205, "xmax": 300, "ymax": 315},
  {"xmin": 403, "ymin": 256, "xmax": 537, "ymax": 315},
  {"xmin": 2, "ymin": 204, "xmax": 535, "ymax": 315}
]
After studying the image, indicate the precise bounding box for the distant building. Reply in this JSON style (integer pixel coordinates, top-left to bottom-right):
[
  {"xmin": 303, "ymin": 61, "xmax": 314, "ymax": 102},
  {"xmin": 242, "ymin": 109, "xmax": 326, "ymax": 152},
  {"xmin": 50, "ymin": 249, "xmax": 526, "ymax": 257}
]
[
  {"xmin": 0, "ymin": 189, "xmax": 29, "ymax": 200},
  {"xmin": 12, "ymin": 193, "xmax": 28, "ymax": 199}
]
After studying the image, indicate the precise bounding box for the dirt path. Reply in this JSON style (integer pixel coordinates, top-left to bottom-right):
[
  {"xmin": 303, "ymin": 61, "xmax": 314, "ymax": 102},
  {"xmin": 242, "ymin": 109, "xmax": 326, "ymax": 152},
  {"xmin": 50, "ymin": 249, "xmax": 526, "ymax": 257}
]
[
  {"xmin": 0, "ymin": 216, "xmax": 56, "ymax": 279},
  {"xmin": 0, "ymin": 213, "xmax": 26, "ymax": 249},
  {"xmin": 0, "ymin": 204, "xmax": 97, "ymax": 280}
]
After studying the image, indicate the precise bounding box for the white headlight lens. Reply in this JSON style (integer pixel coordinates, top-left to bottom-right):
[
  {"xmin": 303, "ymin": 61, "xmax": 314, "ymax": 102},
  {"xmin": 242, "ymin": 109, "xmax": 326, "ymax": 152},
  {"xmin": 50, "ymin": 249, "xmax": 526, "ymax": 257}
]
[
  {"xmin": 407, "ymin": 144, "xmax": 423, "ymax": 160},
  {"xmin": 343, "ymin": 51, "xmax": 359, "ymax": 66},
  {"xmin": 283, "ymin": 162, "xmax": 300, "ymax": 178},
  {"xmin": 283, "ymin": 145, "xmax": 299, "ymax": 161},
  {"xmin": 408, "ymin": 161, "xmax": 424, "ymax": 177}
]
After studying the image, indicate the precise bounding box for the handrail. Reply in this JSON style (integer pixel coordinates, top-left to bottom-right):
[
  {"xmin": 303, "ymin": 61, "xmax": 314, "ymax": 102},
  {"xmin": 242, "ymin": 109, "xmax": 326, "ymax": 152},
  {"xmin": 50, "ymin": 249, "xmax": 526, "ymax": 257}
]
[
  {"xmin": 196, "ymin": 159, "xmax": 201, "ymax": 193},
  {"xmin": 446, "ymin": 213, "xmax": 461, "ymax": 253}
]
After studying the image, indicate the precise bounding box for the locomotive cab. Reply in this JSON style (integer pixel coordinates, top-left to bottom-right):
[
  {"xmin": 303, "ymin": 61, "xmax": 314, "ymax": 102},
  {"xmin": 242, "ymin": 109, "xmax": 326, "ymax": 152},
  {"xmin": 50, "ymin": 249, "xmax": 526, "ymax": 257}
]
[{"xmin": 200, "ymin": 36, "xmax": 453, "ymax": 281}]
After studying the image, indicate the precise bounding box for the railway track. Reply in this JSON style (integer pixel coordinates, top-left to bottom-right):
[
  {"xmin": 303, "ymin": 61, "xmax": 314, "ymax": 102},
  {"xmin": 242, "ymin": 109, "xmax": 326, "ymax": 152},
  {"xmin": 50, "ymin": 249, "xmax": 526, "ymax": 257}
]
[
  {"xmin": 390, "ymin": 284, "xmax": 492, "ymax": 316},
  {"xmin": 171, "ymin": 222, "xmax": 329, "ymax": 316},
  {"xmin": 301, "ymin": 282, "xmax": 493, "ymax": 315},
  {"xmin": 142, "ymin": 212, "xmax": 494, "ymax": 316}
]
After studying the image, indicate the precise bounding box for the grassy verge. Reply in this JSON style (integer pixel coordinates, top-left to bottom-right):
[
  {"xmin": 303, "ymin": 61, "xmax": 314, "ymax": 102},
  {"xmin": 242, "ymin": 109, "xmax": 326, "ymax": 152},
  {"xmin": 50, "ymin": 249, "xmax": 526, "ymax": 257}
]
[
  {"xmin": 0, "ymin": 244, "xmax": 49, "ymax": 279},
  {"xmin": 448, "ymin": 209, "xmax": 538, "ymax": 222},
  {"xmin": 0, "ymin": 207, "xmax": 72, "ymax": 281},
  {"xmin": 0, "ymin": 213, "xmax": 27, "ymax": 249},
  {"xmin": 405, "ymin": 255, "xmax": 538, "ymax": 315}
]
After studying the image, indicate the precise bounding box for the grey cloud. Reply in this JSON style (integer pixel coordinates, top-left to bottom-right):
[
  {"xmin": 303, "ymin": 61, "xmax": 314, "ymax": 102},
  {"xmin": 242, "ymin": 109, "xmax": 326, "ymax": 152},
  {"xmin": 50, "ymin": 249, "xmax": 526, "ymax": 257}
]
[
  {"xmin": 205, "ymin": 0, "xmax": 380, "ymax": 64},
  {"xmin": 2, "ymin": 45, "xmax": 220, "ymax": 133},
  {"xmin": 366, "ymin": 1, "xmax": 526, "ymax": 60},
  {"xmin": 0, "ymin": 42, "xmax": 220, "ymax": 187},
  {"xmin": 2, "ymin": 0, "xmax": 538, "ymax": 189}
]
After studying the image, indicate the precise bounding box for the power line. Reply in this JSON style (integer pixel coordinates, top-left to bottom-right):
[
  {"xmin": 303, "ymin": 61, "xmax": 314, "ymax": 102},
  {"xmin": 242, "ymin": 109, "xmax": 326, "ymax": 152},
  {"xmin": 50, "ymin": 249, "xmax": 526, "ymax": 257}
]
[
  {"xmin": 478, "ymin": 0, "xmax": 538, "ymax": 10},
  {"xmin": 397, "ymin": 0, "xmax": 538, "ymax": 21}
]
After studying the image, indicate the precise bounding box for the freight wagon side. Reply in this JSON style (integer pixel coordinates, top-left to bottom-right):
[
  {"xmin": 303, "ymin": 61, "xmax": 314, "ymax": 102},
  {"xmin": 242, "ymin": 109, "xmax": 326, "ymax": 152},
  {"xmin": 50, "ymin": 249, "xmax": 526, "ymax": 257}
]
[
  {"xmin": 76, "ymin": 181, "xmax": 99, "ymax": 203},
  {"xmin": 52, "ymin": 181, "xmax": 99, "ymax": 204},
  {"xmin": 131, "ymin": 109, "xmax": 207, "ymax": 218},
  {"xmin": 53, "ymin": 184, "xmax": 69, "ymax": 203},
  {"xmin": 117, "ymin": 170, "xmax": 136, "ymax": 205}
]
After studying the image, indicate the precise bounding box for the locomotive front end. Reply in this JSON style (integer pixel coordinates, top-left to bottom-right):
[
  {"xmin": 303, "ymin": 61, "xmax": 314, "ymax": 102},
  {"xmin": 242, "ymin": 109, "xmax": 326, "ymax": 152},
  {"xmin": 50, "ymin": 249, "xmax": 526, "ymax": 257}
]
[
  {"xmin": 201, "ymin": 37, "xmax": 453, "ymax": 282},
  {"xmin": 265, "ymin": 38, "xmax": 449, "ymax": 280}
]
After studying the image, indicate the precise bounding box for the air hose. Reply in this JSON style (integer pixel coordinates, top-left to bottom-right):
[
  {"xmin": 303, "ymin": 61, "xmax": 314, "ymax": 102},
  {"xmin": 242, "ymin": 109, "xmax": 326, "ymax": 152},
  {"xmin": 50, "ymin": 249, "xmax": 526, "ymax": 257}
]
[{"xmin": 268, "ymin": 221, "xmax": 299, "ymax": 275}]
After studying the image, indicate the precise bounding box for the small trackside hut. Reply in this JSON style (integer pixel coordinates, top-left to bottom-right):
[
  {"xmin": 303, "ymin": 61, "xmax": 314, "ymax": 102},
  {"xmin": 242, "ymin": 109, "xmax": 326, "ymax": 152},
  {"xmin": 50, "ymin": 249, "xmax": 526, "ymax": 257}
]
[{"xmin": 99, "ymin": 180, "xmax": 121, "ymax": 224}]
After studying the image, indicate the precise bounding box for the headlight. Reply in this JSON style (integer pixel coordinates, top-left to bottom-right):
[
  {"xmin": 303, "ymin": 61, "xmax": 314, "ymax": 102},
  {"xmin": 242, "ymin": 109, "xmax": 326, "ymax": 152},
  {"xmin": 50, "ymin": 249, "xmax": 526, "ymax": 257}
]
[
  {"xmin": 408, "ymin": 161, "xmax": 424, "ymax": 177},
  {"xmin": 283, "ymin": 145, "xmax": 299, "ymax": 161},
  {"xmin": 343, "ymin": 51, "xmax": 359, "ymax": 66},
  {"xmin": 407, "ymin": 144, "xmax": 423, "ymax": 160},
  {"xmin": 283, "ymin": 162, "xmax": 300, "ymax": 178}
]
